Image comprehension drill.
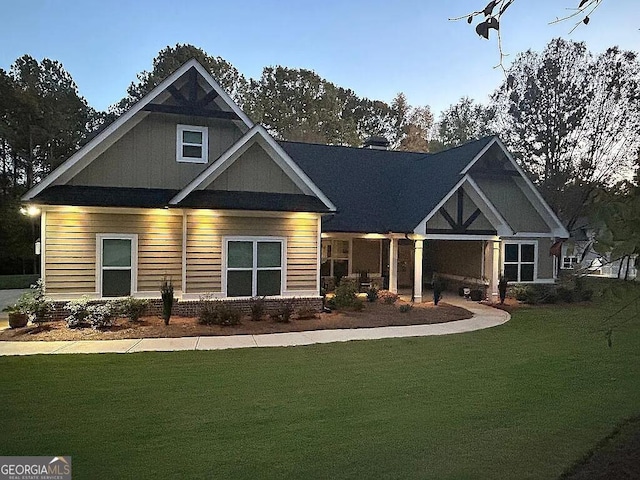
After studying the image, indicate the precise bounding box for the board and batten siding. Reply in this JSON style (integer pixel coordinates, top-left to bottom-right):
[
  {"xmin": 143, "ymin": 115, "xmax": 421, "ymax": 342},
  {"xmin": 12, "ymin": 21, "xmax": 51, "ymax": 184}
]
[
  {"xmin": 186, "ymin": 212, "xmax": 319, "ymax": 294},
  {"xmin": 44, "ymin": 208, "xmax": 183, "ymax": 296}
]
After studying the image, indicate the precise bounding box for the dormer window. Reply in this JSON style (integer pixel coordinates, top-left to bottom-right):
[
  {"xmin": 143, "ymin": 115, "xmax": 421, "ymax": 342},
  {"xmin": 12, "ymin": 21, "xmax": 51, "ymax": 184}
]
[{"xmin": 177, "ymin": 125, "xmax": 208, "ymax": 163}]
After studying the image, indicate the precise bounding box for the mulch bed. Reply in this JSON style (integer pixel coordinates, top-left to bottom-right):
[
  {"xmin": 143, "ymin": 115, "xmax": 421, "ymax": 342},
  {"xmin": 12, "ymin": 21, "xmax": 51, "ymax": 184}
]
[{"xmin": 0, "ymin": 301, "xmax": 473, "ymax": 342}]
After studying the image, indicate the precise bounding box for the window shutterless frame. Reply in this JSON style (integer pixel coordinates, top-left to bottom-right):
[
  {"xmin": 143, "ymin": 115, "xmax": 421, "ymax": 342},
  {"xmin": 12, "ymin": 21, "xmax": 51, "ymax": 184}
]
[
  {"xmin": 503, "ymin": 240, "xmax": 538, "ymax": 283},
  {"xmin": 96, "ymin": 234, "xmax": 138, "ymax": 298},
  {"xmin": 223, "ymin": 236, "xmax": 286, "ymax": 297},
  {"xmin": 176, "ymin": 124, "xmax": 208, "ymax": 163}
]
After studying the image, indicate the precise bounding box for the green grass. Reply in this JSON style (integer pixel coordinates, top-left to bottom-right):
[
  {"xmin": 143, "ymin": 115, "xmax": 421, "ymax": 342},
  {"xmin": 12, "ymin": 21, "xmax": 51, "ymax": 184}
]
[
  {"xmin": 1, "ymin": 280, "xmax": 640, "ymax": 479},
  {"xmin": 0, "ymin": 274, "xmax": 39, "ymax": 289}
]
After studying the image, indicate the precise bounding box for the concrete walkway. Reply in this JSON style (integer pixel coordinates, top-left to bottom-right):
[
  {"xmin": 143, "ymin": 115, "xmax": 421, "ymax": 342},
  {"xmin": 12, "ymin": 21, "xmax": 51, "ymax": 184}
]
[{"xmin": 0, "ymin": 296, "xmax": 509, "ymax": 356}]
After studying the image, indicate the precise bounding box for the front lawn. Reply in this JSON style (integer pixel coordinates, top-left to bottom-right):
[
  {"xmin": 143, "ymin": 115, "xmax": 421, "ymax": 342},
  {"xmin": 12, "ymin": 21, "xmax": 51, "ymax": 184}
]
[{"xmin": 1, "ymin": 280, "xmax": 639, "ymax": 479}]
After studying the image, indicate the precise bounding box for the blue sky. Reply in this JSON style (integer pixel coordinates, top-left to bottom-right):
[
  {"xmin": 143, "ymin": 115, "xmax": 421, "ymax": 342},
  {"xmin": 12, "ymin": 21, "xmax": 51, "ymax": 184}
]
[{"xmin": 1, "ymin": 0, "xmax": 638, "ymax": 116}]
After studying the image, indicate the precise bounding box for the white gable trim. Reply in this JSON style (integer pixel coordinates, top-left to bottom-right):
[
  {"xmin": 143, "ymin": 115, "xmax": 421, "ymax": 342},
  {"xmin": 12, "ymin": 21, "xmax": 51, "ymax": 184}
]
[
  {"xmin": 169, "ymin": 125, "xmax": 336, "ymax": 211},
  {"xmin": 413, "ymin": 175, "xmax": 514, "ymax": 237},
  {"xmin": 23, "ymin": 59, "xmax": 253, "ymax": 201},
  {"xmin": 459, "ymin": 136, "xmax": 500, "ymax": 175}
]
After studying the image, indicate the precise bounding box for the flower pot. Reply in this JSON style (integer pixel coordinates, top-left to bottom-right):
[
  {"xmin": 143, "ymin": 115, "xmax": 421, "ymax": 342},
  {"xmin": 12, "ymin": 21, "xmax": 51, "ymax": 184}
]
[
  {"xmin": 8, "ymin": 312, "xmax": 28, "ymax": 329},
  {"xmin": 470, "ymin": 289, "xmax": 483, "ymax": 301}
]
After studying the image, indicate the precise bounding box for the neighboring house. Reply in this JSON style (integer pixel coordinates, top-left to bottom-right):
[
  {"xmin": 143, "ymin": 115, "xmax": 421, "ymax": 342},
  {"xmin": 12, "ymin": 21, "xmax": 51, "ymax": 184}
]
[
  {"xmin": 22, "ymin": 59, "xmax": 569, "ymax": 307},
  {"xmin": 561, "ymin": 219, "xmax": 637, "ymax": 280}
]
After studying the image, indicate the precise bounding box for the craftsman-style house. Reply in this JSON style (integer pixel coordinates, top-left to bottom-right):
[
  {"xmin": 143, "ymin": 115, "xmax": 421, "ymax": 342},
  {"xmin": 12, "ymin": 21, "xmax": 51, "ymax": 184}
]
[{"xmin": 22, "ymin": 59, "xmax": 568, "ymax": 306}]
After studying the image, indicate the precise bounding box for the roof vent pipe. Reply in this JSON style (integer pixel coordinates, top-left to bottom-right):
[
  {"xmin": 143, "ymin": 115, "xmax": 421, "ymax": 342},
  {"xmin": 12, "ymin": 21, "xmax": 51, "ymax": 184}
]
[{"xmin": 363, "ymin": 135, "xmax": 390, "ymax": 150}]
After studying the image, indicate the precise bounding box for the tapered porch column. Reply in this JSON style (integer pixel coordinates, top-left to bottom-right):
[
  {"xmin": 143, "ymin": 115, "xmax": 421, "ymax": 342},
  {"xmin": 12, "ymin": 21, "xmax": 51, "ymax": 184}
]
[
  {"xmin": 491, "ymin": 240, "xmax": 500, "ymax": 298},
  {"xmin": 389, "ymin": 238, "xmax": 398, "ymax": 293},
  {"xmin": 413, "ymin": 240, "xmax": 423, "ymax": 303}
]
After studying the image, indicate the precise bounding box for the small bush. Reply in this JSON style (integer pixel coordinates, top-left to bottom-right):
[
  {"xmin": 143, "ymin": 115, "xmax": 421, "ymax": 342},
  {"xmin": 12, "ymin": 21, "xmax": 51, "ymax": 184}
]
[
  {"xmin": 296, "ymin": 306, "xmax": 317, "ymax": 320},
  {"xmin": 377, "ymin": 290, "xmax": 398, "ymax": 304},
  {"xmin": 198, "ymin": 302, "xmax": 242, "ymax": 326},
  {"xmin": 270, "ymin": 299, "xmax": 296, "ymax": 323},
  {"xmin": 65, "ymin": 297, "xmax": 91, "ymax": 328},
  {"xmin": 399, "ymin": 304, "xmax": 413, "ymax": 313},
  {"xmin": 118, "ymin": 297, "xmax": 149, "ymax": 322},
  {"xmin": 556, "ymin": 286, "xmax": 575, "ymax": 303},
  {"xmin": 65, "ymin": 297, "xmax": 116, "ymax": 329},
  {"xmin": 366, "ymin": 287, "xmax": 379, "ymax": 302},
  {"xmin": 249, "ymin": 296, "xmax": 266, "ymax": 321},
  {"xmin": 334, "ymin": 282, "xmax": 359, "ymax": 309}
]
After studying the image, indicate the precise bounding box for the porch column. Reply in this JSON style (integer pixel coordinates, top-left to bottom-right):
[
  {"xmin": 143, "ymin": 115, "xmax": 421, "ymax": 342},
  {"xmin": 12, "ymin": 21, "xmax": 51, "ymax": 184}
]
[
  {"xmin": 389, "ymin": 238, "xmax": 398, "ymax": 293},
  {"xmin": 491, "ymin": 240, "xmax": 500, "ymax": 298},
  {"xmin": 413, "ymin": 240, "xmax": 423, "ymax": 303}
]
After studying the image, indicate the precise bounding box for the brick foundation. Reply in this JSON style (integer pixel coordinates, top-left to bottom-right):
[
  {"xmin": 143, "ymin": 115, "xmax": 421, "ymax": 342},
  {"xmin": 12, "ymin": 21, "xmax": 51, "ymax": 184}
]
[{"xmin": 48, "ymin": 296, "xmax": 323, "ymax": 321}]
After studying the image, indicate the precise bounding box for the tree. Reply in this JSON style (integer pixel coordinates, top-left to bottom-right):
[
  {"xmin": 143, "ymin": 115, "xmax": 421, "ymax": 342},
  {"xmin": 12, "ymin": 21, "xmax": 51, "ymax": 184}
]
[
  {"xmin": 391, "ymin": 93, "xmax": 434, "ymax": 152},
  {"xmin": 431, "ymin": 96, "xmax": 494, "ymax": 152},
  {"xmin": 112, "ymin": 44, "xmax": 249, "ymax": 115},
  {"xmin": 492, "ymin": 38, "xmax": 640, "ymax": 230}
]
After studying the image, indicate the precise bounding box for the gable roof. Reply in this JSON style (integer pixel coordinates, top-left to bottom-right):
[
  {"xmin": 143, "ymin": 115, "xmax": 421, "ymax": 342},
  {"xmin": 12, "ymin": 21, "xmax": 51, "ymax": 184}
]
[
  {"xmin": 280, "ymin": 137, "xmax": 496, "ymax": 233},
  {"xmin": 22, "ymin": 59, "xmax": 253, "ymax": 202}
]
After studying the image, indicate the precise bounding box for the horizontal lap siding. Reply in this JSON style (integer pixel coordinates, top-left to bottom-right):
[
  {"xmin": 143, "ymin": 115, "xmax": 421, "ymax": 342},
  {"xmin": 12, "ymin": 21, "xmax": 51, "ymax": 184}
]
[
  {"xmin": 186, "ymin": 213, "xmax": 319, "ymax": 294},
  {"xmin": 45, "ymin": 210, "xmax": 182, "ymax": 295}
]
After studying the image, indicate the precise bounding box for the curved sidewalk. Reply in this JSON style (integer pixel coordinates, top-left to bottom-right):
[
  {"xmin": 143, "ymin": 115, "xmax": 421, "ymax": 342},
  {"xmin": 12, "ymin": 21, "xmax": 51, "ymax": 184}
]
[{"xmin": 0, "ymin": 299, "xmax": 510, "ymax": 356}]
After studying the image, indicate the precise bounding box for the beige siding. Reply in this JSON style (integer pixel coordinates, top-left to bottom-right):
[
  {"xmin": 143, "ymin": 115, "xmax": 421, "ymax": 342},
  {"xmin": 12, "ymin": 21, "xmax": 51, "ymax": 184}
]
[
  {"xmin": 473, "ymin": 176, "xmax": 549, "ymax": 233},
  {"xmin": 186, "ymin": 212, "xmax": 319, "ymax": 294},
  {"xmin": 44, "ymin": 209, "xmax": 183, "ymax": 295},
  {"xmin": 209, "ymin": 143, "xmax": 302, "ymax": 194},
  {"xmin": 69, "ymin": 114, "xmax": 244, "ymax": 189}
]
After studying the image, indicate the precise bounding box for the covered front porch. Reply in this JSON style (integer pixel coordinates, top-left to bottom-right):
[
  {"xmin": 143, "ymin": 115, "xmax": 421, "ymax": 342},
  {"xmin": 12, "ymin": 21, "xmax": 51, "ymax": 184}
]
[{"xmin": 321, "ymin": 234, "xmax": 502, "ymax": 303}]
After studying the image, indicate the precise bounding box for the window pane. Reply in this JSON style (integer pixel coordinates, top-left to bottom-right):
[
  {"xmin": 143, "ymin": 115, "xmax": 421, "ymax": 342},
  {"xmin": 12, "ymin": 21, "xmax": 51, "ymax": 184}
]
[
  {"xmin": 182, "ymin": 145, "xmax": 203, "ymax": 158},
  {"xmin": 335, "ymin": 240, "xmax": 349, "ymax": 258},
  {"xmin": 521, "ymin": 244, "xmax": 535, "ymax": 262},
  {"xmin": 103, "ymin": 239, "xmax": 131, "ymax": 267},
  {"xmin": 228, "ymin": 242, "xmax": 253, "ymax": 268},
  {"xmin": 103, "ymin": 270, "xmax": 131, "ymax": 297},
  {"xmin": 257, "ymin": 270, "xmax": 281, "ymax": 296},
  {"xmin": 504, "ymin": 264, "xmax": 518, "ymax": 282},
  {"xmin": 521, "ymin": 264, "xmax": 535, "ymax": 282},
  {"xmin": 320, "ymin": 260, "xmax": 331, "ymax": 276},
  {"xmin": 505, "ymin": 244, "xmax": 518, "ymax": 262},
  {"xmin": 257, "ymin": 242, "xmax": 281, "ymax": 268},
  {"xmin": 334, "ymin": 260, "xmax": 348, "ymax": 278},
  {"xmin": 227, "ymin": 270, "xmax": 253, "ymax": 297},
  {"xmin": 183, "ymin": 130, "xmax": 202, "ymax": 144}
]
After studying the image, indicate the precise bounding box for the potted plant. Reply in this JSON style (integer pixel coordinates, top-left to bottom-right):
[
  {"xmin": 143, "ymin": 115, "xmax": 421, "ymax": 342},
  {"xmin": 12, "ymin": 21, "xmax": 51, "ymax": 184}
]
[
  {"xmin": 498, "ymin": 275, "xmax": 508, "ymax": 305},
  {"xmin": 3, "ymin": 304, "xmax": 28, "ymax": 329},
  {"xmin": 432, "ymin": 274, "xmax": 444, "ymax": 305}
]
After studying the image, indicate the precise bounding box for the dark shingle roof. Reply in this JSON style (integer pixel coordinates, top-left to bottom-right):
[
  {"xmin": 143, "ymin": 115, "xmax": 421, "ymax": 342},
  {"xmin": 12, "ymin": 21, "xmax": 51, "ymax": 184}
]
[
  {"xmin": 32, "ymin": 185, "xmax": 178, "ymax": 208},
  {"xmin": 177, "ymin": 190, "xmax": 331, "ymax": 212},
  {"xmin": 281, "ymin": 136, "xmax": 496, "ymax": 233}
]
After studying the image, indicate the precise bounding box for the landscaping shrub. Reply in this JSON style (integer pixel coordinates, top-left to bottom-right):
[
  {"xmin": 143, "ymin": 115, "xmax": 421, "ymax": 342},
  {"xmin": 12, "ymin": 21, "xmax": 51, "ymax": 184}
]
[
  {"xmin": 118, "ymin": 297, "xmax": 149, "ymax": 322},
  {"xmin": 160, "ymin": 277, "xmax": 174, "ymax": 325},
  {"xmin": 270, "ymin": 299, "xmax": 296, "ymax": 323},
  {"xmin": 65, "ymin": 297, "xmax": 116, "ymax": 329},
  {"xmin": 512, "ymin": 284, "xmax": 558, "ymax": 305},
  {"xmin": 399, "ymin": 303, "xmax": 412, "ymax": 313},
  {"xmin": 198, "ymin": 302, "xmax": 242, "ymax": 326},
  {"xmin": 11, "ymin": 279, "xmax": 52, "ymax": 325},
  {"xmin": 377, "ymin": 290, "xmax": 398, "ymax": 304},
  {"xmin": 366, "ymin": 287, "xmax": 379, "ymax": 302},
  {"xmin": 249, "ymin": 296, "xmax": 266, "ymax": 321},
  {"xmin": 296, "ymin": 306, "xmax": 317, "ymax": 320},
  {"xmin": 556, "ymin": 286, "xmax": 575, "ymax": 303},
  {"xmin": 333, "ymin": 282, "xmax": 363, "ymax": 310}
]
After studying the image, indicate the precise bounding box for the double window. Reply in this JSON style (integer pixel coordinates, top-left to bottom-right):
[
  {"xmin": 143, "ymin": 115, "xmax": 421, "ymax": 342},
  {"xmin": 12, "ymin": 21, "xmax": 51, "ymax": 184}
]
[
  {"xmin": 98, "ymin": 234, "xmax": 137, "ymax": 297},
  {"xmin": 321, "ymin": 240, "xmax": 349, "ymax": 278},
  {"xmin": 225, "ymin": 238, "xmax": 284, "ymax": 297},
  {"xmin": 562, "ymin": 256, "xmax": 578, "ymax": 269},
  {"xmin": 176, "ymin": 124, "xmax": 208, "ymax": 163},
  {"xmin": 504, "ymin": 242, "xmax": 536, "ymax": 282}
]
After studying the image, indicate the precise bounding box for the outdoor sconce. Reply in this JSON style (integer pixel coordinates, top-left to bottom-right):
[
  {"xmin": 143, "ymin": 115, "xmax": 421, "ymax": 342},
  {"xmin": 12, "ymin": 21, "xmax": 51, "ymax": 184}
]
[
  {"xmin": 35, "ymin": 238, "xmax": 41, "ymax": 256},
  {"xmin": 20, "ymin": 205, "xmax": 41, "ymax": 217}
]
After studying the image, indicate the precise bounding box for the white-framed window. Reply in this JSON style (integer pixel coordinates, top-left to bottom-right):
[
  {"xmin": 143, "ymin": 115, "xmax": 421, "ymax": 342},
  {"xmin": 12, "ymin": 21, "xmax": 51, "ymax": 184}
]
[
  {"xmin": 97, "ymin": 234, "xmax": 137, "ymax": 297},
  {"xmin": 503, "ymin": 241, "xmax": 537, "ymax": 282},
  {"xmin": 320, "ymin": 239, "xmax": 349, "ymax": 278},
  {"xmin": 176, "ymin": 124, "xmax": 208, "ymax": 163},
  {"xmin": 224, "ymin": 237, "xmax": 284, "ymax": 297},
  {"xmin": 562, "ymin": 256, "xmax": 578, "ymax": 269}
]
